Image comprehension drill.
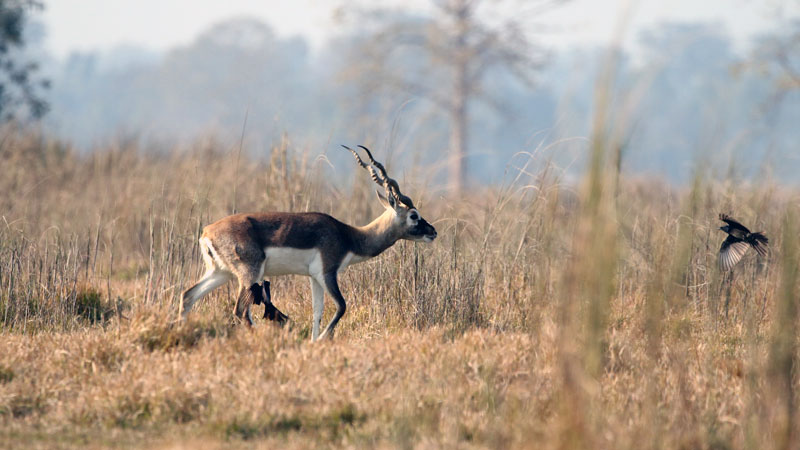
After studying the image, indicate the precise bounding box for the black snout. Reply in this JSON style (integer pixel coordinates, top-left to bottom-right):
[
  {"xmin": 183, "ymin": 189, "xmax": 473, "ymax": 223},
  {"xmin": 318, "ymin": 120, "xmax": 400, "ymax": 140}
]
[{"xmin": 412, "ymin": 218, "xmax": 437, "ymax": 240}]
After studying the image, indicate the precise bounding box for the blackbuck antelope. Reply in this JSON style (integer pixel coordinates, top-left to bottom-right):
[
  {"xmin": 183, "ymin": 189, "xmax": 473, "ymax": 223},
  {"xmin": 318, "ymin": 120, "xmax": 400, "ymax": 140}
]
[{"xmin": 180, "ymin": 145, "xmax": 438, "ymax": 340}]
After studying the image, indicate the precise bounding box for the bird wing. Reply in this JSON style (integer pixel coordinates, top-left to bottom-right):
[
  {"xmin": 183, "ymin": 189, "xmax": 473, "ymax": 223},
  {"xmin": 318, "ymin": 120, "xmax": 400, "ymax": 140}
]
[
  {"xmin": 719, "ymin": 213, "xmax": 751, "ymax": 234},
  {"xmin": 719, "ymin": 236, "xmax": 750, "ymax": 271},
  {"xmin": 749, "ymin": 232, "xmax": 769, "ymax": 257}
]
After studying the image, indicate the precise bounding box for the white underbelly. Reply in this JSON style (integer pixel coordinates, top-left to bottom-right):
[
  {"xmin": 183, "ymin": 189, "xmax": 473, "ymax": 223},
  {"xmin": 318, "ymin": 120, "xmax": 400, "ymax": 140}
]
[{"xmin": 263, "ymin": 247, "xmax": 322, "ymax": 277}]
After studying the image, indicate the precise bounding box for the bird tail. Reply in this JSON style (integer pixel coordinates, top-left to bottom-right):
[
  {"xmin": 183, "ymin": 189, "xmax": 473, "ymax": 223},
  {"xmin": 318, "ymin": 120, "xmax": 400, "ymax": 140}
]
[{"xmin": 749, "ymin": 232, "xmax": 769, "ymax": 257}]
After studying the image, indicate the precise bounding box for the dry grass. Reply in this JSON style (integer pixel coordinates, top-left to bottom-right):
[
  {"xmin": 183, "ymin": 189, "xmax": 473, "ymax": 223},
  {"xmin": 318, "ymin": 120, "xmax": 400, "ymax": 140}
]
[{"xmin": 0, "ymin": 129, "xmax": 798, "ymax": 449}]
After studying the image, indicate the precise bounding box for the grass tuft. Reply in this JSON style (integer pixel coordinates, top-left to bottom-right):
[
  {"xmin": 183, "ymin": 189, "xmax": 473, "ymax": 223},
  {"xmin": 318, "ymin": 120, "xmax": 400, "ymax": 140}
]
[
  {"xmin": 0, "ymin": 365, "xmax": 13, "ymax": 384},
  {"xmin": 134, "ymin": 320, "xmax": 234, "ymax": 352}
]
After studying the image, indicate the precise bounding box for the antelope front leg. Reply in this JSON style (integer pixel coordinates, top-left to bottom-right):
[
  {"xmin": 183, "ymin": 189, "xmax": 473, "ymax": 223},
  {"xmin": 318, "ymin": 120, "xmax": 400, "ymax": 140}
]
[
  {"xmin": 316, "ymin": 271, "xmax": 346, "ymax": 341},
  {"xmin": 310, "ymin": 277, "xmax": 324, "ymax": 340}
]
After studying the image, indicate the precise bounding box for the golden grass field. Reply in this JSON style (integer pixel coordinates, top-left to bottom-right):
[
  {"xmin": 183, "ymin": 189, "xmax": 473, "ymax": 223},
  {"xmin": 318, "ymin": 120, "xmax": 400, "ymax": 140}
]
[{"xmin": 0, "ymin": 130, "xmax": 798, "ymax": 449}]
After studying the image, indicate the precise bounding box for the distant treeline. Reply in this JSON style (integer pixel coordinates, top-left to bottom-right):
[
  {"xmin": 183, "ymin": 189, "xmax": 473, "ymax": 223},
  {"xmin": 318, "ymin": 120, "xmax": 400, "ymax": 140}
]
[{"xmin": 38, "ymin": 18, "xmax": 800, "ymax": 184}]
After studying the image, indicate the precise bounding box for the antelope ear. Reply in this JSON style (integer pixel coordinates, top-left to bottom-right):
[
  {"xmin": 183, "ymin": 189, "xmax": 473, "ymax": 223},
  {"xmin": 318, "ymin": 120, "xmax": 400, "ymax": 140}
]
[{"xmin": 375, "ymin": 189, "xmax": 392, "ymax": 209}]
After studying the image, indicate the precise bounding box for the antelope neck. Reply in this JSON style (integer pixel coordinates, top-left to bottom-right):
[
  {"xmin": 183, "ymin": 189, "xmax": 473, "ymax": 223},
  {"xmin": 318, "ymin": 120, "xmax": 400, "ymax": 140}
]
[{"xmin": 352, "ymin": 209, "xmax": 403, "ymax": 258}]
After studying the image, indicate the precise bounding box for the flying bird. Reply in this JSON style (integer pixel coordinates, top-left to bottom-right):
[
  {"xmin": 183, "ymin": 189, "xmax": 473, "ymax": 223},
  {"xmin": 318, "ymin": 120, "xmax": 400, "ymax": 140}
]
[{"xmin": 718, "ymin": 213, "xmax": 768, "ymax": 271}]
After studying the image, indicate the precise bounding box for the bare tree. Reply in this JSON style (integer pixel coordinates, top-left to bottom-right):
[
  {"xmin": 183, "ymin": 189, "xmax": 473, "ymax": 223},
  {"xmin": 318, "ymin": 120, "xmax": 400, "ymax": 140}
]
[{"xmin": 348, "ymin": 0, "xmax": 564, "ymax": 192}]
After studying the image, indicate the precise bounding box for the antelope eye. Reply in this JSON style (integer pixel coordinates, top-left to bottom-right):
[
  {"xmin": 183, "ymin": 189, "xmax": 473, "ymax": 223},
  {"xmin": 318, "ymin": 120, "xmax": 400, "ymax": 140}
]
[{"xmin": 410, "ymin": 213, "xmax": 419, "ymax": 221}]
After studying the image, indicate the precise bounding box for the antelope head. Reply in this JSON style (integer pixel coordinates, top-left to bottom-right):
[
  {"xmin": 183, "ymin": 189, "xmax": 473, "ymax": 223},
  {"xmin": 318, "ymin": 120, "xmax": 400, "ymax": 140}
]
[{"xmin": 342, "ymin": 145, "xmax": 437, "ymax": 243}]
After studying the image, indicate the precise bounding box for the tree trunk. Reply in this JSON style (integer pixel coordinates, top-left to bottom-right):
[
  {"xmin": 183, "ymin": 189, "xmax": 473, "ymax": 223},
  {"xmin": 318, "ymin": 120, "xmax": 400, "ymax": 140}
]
[
  {"xmin": 449, "ymin": 90, "xmax": 468, "ymax": 193},
  {"xmin": 449, "ymin": 1, "xmax": 470, "ymax": 193}
]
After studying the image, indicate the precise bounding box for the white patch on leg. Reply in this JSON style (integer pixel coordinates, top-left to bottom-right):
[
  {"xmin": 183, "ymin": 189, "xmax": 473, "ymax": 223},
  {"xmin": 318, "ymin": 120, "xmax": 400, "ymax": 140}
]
[
  {"xmin": 310, "ymin": 277, "xmax": 324, "ymax": 340},
  {"xmin": 182, "ymin": 270, "xmax": 232, "ymax": 319}
]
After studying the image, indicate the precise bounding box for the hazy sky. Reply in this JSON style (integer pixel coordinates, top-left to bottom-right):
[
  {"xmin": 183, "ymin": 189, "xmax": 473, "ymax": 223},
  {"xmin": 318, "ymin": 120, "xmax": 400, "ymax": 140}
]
[{"xmin": 40, "ymin": 0, "xmax": 797, "ymax": 58}]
